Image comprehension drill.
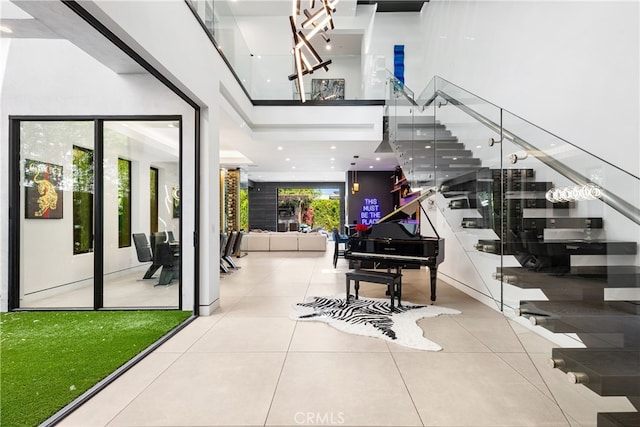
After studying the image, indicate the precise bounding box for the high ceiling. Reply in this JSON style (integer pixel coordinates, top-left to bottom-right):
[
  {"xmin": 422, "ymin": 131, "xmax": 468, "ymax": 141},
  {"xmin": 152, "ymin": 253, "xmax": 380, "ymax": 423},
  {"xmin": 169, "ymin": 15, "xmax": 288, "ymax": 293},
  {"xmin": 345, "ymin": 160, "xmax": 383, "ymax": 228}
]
[{"xmin": 1, "ymin": 0, "xmax": 429, "ymax": 183}]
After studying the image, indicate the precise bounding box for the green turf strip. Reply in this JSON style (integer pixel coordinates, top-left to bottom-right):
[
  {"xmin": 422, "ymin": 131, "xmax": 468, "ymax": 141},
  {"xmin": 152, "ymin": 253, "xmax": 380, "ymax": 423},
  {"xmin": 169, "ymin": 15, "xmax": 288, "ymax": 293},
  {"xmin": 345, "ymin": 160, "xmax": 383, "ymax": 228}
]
[{"xmin": 0, "ymin": 310, "xmax": 191, "ymax": 427}]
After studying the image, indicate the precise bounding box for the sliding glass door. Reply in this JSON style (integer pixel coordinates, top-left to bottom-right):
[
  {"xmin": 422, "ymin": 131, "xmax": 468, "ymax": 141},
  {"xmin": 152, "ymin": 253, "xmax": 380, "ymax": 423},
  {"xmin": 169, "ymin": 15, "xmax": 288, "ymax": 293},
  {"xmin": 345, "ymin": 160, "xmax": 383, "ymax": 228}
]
[
  {"xmin": 102, "ymin": 120, "xmax": 181, "ymax": 308},
  {"xmin": 15, "ymin": 118, "xmax": 181, "ymax": 310},
  {"xmin": 19, "ymin": 121, "xmax": 95, "ymax": 308}
]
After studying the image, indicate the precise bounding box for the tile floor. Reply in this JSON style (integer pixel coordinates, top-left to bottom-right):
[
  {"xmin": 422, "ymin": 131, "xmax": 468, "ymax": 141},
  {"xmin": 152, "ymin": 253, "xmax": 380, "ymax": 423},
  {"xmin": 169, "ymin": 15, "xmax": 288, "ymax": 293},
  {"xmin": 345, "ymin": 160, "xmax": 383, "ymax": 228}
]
[{"xmin": 58, "ymin": 250, "xmax": 635, "ymax": 427}]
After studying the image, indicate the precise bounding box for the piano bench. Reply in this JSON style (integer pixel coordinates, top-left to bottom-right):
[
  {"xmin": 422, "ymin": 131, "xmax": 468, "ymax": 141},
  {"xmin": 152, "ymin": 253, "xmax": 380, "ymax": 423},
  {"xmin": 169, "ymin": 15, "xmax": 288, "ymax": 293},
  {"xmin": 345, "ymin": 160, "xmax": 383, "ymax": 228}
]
[{"xmin": 345, "ymin": 270, "xmax": 403, "ymax": 312}]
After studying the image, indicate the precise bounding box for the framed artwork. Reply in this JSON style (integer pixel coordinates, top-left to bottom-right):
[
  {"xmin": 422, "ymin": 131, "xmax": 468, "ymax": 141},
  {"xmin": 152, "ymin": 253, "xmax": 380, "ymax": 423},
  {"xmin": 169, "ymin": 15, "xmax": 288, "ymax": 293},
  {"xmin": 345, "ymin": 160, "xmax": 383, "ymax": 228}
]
[
  {"xmin": 172, "ymin": 186, "xmax": 180, "ymax": 218},
  {"xmin": 311, "ymin": 78, "xmax": 345, "ymax": 100},
  {"xmin": 25, "ymin": 159, "xmax": 64, "ymax": 219}
]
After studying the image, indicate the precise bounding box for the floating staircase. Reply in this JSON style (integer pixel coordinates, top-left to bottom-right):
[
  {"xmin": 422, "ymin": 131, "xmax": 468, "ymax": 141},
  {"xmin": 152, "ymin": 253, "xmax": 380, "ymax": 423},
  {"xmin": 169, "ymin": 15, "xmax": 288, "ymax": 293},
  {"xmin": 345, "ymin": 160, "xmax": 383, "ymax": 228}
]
[
  {"xmin": 441, "ymin": 162, "xmax": 640, "ymax": 426},
  {"xmin": 387, "ymin": 101, "xmax": 639, "ymax": 424}
]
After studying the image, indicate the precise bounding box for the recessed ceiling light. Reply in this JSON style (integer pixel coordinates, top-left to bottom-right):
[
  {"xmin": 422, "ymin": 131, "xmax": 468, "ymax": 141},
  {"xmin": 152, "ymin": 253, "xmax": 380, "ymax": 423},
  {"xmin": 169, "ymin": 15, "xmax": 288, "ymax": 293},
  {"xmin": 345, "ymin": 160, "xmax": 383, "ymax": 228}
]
[
  {"xmin": 476, "ymin": 145, "xmax": 482, "ymax": 149},
  {"xmin": 292, "ymin": 166, "xmax": 296, "ymax": 169},
  {"xmin": 267, "ymin": 79, "xmax": 271, "ymax": 83},
  {"xmin": 425, "ymin": 145, "xmax": 431, "ymax": 149},
  {"xmin": 452, "ymin": 157, "xmax": 457, "ymax": 160},
  {"xmin": 277, "ymin": 146, "xmax": 283, "ymax": 150},
  {"xmin": 330, "ymin": 157, "xmax": 335, "ymax": 161},
  {"xmin": 326, "ymin": 45, "xmax": 332, "ymax": 50},
  {"xmin": 330, "ymin": 146, "xmax": 336, "ymax": 150},
  {"xmin": 330, "ymin": 166, "xmax": 335, "ymax": 169},
  {"xmin": 369, "ymin": 165, "xmax": 373, "ymax": 169},
  {"xmin": 375, "ymin": 157, "xmax": 380, "ymax": 161},
  {"xmin": 0, "ymin": 25, "xmax": 13, "ymax": 34},
  {"xmin": 285, "ymin": 158, "xmax": 290, "ymax": 161}
]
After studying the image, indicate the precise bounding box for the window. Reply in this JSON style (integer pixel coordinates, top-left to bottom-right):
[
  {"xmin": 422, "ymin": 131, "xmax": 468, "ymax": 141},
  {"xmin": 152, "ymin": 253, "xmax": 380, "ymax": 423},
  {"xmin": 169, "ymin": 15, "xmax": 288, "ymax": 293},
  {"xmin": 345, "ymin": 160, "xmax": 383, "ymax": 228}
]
[
  {"xmin": 73, "ymin": 145, "xmax": 94, "ymax": 255},
  {"xmin": 117, "ymin": 158, "xmax": 131, "ymax": 248},
  {"xmin": 150, "ymin": 167, "xmax": 159, "ymax": 235}
]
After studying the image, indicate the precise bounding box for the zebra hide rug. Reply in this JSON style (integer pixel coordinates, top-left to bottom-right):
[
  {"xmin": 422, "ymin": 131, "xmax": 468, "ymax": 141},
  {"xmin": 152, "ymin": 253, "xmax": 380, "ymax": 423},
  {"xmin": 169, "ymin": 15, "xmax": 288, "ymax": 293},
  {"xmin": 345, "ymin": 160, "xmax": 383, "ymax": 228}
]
[{"xmin": 291, "ymin": 294, "xmax": 461, "ymax": 351}]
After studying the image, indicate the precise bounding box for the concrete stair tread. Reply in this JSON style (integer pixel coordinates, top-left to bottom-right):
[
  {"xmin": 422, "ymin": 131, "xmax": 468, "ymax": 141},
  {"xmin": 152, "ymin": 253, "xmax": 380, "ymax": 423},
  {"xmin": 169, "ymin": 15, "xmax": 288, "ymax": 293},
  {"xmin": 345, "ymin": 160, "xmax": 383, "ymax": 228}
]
[{"xmin": 551, "ymin": 348, "xmax": 640, "ymax": 396}]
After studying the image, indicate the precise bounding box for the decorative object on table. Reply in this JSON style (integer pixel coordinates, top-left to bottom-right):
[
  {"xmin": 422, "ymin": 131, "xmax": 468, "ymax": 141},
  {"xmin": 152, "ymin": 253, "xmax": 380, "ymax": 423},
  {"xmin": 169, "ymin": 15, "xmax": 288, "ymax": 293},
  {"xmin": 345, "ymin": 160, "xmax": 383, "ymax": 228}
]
[
  {"xmin": 24, "ymin": 159, "xmax": 63, "ymax": 219},
  {"xmin": 311, "ymin": 78, "xmax": 345, "ymax": 100},
  {"xmin": 291, "ymin": 294, "xmax": 461, "ymax": 351}
]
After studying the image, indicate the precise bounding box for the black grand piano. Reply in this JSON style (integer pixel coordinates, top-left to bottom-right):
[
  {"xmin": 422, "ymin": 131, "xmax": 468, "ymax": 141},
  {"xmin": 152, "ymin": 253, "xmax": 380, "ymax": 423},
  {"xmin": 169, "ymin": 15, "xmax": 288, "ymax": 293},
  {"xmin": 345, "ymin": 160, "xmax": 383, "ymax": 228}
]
[{"xmin": 345, "ymin": 189, "xmax": 445, "ymax": 303}]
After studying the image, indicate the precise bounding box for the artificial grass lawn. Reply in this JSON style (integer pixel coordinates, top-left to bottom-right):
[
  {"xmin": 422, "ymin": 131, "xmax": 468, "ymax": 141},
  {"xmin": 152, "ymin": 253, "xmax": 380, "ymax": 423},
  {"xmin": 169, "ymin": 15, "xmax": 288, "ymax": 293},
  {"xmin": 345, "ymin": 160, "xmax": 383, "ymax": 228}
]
[{"xmin": 0, "ymin": 310, "xmax": 191, "ymax": 427}]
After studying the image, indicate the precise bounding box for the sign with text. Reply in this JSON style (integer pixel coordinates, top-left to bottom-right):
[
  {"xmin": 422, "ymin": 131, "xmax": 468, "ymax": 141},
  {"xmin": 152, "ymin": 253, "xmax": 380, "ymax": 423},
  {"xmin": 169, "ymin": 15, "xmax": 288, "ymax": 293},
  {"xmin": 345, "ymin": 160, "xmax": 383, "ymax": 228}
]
[{"xmin": 360, "ymin": 198, "xmax": 381, "ymax": 225}]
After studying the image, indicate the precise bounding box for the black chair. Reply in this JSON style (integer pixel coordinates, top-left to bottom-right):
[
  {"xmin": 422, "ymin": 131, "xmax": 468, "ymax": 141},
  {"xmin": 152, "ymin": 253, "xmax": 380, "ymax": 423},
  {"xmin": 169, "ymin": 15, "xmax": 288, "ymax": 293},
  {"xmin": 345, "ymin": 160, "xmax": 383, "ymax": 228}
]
[
  {"xmin": 154, "ymin": 242, "xmax": 179, "ymax": 285},
  {"xmin": 332, "ymin": 227, "xmax": 349, "ymax": 268},
  {"xmin": 220, "ymin": 233, "xmax": 230, "ymax": 273},
  {"xmin": 231, "ymin": 231, "xmax": 245, "ymax": 259},
  {"xmin": 222, "ymin": 231, "xmax": 238, "ymax": 270},
  {"xmin": 132, "ymin": 233, "xmax": 161, "ymax": 279}
]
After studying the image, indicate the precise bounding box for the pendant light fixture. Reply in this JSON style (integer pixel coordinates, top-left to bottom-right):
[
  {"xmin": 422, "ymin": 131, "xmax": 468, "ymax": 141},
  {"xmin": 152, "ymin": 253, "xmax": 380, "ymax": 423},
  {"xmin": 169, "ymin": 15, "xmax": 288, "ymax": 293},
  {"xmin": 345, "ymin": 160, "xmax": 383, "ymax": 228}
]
[{"xmin": 288, "ymin": 0, "xmax": 340, "ymax": 103}]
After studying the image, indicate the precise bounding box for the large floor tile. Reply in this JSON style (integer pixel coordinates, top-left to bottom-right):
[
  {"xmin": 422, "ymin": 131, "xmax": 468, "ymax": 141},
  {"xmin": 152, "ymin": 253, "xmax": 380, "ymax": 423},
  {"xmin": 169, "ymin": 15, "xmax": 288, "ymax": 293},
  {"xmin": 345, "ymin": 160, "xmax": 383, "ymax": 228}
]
[
  {"xmin": 496, "ymin": 352, "xmax": 554, "ymax": 399},
  {"xmin": 288, "ymin": 321, "xmax": 390, "ymax": 352},
  {"xmin": 392, "ymin": 315, "xmax": 492, "ymax": 353},
  {"xmin": 108, "ymin": 352, "xmax": 285, "ymax": 426},
  {"xmin": 188, "ymin": 316, "xmax": 296, "ymax": 352},
  {"xmin": 58, "ymin": 352, "xmax": 182, "ymax": 427},
  {"xmin": 156, "ymin": 314, "xmax": 225, "ymax": 353},
  {"xmin": 453, "ymin": 316, "xmax": 526, "ymax": 352},
  {"xmin": 224, "ymin": 295, "xmax": 302, "ymax": 317},
  {"xmin": 267, "ymin": 352, "xmax": 422, "ymax": 426},
  {"xmin": 393, "ymin": 352, "xmax": 570, "ymax": 426},
  {"xmin": 529, "ymin": 352, "xmax": 637, "ymax": 427}
]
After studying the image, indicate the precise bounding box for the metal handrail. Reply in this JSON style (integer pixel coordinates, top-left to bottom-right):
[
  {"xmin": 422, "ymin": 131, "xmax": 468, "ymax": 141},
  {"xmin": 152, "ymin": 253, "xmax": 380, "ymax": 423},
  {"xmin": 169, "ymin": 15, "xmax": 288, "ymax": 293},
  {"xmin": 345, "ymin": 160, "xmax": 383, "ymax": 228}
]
[{"xmin": 390, "ymin": 74, "xmax": 640, "ymax": 226}]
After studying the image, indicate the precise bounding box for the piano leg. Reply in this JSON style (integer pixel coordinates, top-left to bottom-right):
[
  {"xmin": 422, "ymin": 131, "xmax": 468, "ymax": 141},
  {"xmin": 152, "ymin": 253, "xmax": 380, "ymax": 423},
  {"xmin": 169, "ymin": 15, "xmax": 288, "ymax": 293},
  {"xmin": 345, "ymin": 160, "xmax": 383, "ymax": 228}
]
[{"xmin": 429, "ymin": 267, "xmax": 438, "ymax": 303}]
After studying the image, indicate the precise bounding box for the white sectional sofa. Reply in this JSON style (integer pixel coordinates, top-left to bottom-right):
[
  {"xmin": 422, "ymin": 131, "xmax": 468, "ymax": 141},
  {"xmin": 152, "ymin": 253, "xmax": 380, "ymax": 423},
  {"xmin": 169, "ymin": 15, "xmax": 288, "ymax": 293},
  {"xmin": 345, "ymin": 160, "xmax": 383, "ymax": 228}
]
[{"xmin": 240, "ymin": 231, "xmax": 327, "ymax": 252}]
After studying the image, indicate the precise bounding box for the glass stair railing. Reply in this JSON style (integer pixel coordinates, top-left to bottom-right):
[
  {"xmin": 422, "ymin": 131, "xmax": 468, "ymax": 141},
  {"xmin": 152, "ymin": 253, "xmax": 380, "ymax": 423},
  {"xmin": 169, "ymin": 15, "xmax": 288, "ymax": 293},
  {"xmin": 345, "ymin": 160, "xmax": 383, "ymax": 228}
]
[{"xmin": 385, "ymin": 74, "xmax": 640, "ymax": 426}]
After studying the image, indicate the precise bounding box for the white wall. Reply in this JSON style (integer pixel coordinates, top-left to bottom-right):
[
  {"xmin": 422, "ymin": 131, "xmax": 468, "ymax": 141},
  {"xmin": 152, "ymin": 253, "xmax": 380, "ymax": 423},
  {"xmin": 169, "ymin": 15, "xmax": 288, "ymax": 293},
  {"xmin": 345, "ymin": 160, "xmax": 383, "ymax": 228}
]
[
  {"xmin": 362, "ymin": 12, "xmax": 425, "ymax": 97},
  {"xmin": 419, "ymin": 0, "xmax": 640, "ymax": 178},
  {"xmin": 0, "ymin": 38, "xmax": 194, "ymax": 310}
]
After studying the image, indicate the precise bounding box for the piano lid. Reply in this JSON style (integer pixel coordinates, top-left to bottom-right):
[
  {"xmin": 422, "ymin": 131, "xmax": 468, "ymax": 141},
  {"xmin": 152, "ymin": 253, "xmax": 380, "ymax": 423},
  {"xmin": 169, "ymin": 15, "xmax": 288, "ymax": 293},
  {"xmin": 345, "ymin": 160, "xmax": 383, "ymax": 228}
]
[{"xmin": 376, "ymin": 187, "xmax": 437, "ymax": 224}]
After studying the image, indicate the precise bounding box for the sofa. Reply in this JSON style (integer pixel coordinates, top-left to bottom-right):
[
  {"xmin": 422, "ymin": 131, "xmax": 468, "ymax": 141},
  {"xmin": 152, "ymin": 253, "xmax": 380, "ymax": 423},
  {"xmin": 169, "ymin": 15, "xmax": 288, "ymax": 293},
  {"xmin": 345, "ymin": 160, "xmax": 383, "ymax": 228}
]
[{"xmin": 240, "ymin": 231, "xmax": 327, "ymax": 252}]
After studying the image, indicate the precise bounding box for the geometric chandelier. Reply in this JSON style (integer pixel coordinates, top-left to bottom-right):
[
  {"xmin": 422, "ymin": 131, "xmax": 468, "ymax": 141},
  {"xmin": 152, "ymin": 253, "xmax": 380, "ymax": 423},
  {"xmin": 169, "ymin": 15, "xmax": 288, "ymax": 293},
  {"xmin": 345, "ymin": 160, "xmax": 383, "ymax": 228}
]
[{"xmin": 288, "ymin": 0, "xmax": 340, "ymax": 102}]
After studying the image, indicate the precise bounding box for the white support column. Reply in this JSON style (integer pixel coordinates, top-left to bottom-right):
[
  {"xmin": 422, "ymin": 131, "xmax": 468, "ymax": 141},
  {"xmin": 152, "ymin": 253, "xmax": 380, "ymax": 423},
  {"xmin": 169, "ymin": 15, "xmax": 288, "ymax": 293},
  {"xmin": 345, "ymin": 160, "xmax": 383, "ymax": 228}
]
[{"xmin": 198, "ymin": 105, "xmax": 221, "ymax": 316}]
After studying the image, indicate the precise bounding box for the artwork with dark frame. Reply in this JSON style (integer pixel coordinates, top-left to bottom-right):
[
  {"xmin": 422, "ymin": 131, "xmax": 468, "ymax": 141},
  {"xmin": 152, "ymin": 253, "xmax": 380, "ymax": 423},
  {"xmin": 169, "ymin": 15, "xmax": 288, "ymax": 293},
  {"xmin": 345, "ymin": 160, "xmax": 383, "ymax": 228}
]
[
  {"xmin": 311, "ymin": 78, "xmax": 345, "ymax": 100},
  {"xmin": 25, "ymin": 159, "xmax": 64, "ymax": 219}
]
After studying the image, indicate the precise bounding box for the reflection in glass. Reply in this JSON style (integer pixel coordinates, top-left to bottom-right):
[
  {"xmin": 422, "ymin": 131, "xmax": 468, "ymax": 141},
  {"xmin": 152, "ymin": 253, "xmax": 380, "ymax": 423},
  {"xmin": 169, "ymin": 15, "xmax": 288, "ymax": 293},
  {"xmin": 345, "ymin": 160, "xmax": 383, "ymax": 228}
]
[
  {"xmin": 103, "ymin": 121, "xmax": 180, "ymax": 308},
  {"xmin": 150, "ymin": 167, "xmax": 159, "ymax": 235},
  {"xmin": 73, "ymin": 146, "xmax": 94, "ymax": 255},
  {"xmin": 20, "ymin": 121, "xmax": 95, "ymax": 308},
  {"xmin": 117, "ymin": 158, "xmax": 132, "ymax": 248}
]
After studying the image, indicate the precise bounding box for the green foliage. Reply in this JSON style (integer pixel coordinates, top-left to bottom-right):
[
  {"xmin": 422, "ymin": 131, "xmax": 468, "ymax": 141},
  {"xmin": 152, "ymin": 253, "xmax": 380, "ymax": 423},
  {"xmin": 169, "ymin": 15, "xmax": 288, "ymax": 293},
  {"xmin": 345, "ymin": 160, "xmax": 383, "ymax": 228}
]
[
  {"xmin": 73, "ymin": 146, "xmax": 94, "ymax": 255},
  {"xmin": 0, "ymin": 310, "xmax": 191, "ymax": 427},
  {"xmin": 309, "ymin": 199, "xmax": 340, "ymax": 230},
  {"xmin": 277, "ymin": 188, "xmax": 321, "ymax": 198},
  {"xmin": 239, "ymin": 188, "xmax": 249, "ymax": 231},
  {"xmin": 118, "ymin": 158, "xmax": 131, "ymax": 248}
]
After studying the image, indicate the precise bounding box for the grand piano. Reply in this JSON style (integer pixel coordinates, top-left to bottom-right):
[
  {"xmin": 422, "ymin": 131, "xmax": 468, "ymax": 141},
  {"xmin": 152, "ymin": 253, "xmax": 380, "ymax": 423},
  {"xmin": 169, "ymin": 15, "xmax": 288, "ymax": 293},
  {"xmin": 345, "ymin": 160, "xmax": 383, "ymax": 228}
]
[{"xmin": 345, "ymin": 189, "xmax": 445, "ymax": 303}]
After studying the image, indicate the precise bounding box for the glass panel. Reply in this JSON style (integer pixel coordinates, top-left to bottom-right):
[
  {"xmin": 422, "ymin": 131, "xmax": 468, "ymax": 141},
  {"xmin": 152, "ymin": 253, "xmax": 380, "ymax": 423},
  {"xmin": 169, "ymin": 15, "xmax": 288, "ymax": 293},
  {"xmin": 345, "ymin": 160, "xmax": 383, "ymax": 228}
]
[
  {"xmin": 103, "ymin": 120, "xmax": 180, "ymax": 308},
  {"xmin": 20, "ymin": 121, "xmax": 95, "ymax": 308},
  {"xmin": 500, "ymin": 111, "xmax": 640, "ymax": 329},
  {"xmin": 428, "ymin": 83, "xmax": 504, "ymax": 311}
]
